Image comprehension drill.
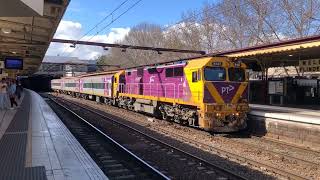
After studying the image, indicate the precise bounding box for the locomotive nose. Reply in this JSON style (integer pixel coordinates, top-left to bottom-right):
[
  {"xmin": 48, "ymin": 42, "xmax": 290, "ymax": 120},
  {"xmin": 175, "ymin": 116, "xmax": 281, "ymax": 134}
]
[{"xmin": 225, "ymin": 114, "xmax": 239, "ymax": 122}]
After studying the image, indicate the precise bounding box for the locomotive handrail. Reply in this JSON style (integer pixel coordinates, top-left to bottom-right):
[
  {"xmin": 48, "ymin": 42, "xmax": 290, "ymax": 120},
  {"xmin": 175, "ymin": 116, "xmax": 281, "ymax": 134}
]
[
  {"xmin": 118, "ymin": 82, "xmax": 181, "ymax": 99},
  {"xmin": 204, "ymin": 81, "xmax": 248, "ymax": 83}
]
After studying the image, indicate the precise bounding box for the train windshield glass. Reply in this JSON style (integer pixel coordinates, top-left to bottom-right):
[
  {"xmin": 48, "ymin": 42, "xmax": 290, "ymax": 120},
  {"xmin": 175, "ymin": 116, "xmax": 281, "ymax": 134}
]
[
  {"xmin": 204, "ymin": 67, "xmax": 226, "ymax": 81},
  {"xmin": 228, "ymin": 68, "xmax": 245, "ymax": 82}
]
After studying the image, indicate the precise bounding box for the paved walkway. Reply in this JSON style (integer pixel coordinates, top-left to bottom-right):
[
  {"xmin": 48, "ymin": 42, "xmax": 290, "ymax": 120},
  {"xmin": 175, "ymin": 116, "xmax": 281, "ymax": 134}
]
[{"xmin": 0, "ymin": 90, "xmax": 107, "ymax": 180}]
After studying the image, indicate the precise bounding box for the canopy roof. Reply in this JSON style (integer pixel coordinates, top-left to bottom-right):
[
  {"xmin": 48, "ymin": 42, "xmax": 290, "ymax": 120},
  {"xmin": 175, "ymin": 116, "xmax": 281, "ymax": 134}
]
[
  {"xmin": 0, "ymin": 0, "xmax": 69, "ymax": 75},
  {"xmin": 215, "ymin": 35, "xmax": 320, "ymax": 67}
]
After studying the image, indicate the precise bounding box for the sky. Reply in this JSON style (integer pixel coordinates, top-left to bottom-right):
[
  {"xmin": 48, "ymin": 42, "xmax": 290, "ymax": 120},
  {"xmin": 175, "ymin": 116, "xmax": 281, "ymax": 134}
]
[{"xmin": 46, "ymin": 0, "xmax": 215, "ymax": 60}]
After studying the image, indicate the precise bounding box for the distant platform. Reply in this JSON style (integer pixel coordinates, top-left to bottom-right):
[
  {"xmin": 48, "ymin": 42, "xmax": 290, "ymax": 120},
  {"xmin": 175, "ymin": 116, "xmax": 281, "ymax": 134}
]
[
  {"xmin": 249, "ymin": 104, "xmax": 320, "ymax": 125},
  {"xmin": 248, "ymin": 104, "xmax": 320, "ymax": 149},
  {"xmin": 0, "ymin": 90, "xmax": 107, "ymax": 180}
]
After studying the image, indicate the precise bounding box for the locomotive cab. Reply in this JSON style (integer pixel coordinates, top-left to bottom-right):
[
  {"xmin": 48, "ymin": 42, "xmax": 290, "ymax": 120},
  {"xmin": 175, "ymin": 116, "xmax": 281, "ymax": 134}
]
[{"xmin": 185, "ymin": 57, "xmax": 249, "ymax": 132}]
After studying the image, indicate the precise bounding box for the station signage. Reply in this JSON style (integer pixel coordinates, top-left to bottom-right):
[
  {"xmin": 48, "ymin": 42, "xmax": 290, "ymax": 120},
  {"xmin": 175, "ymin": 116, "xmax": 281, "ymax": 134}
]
[
  {"xmin": 299, "ymin": 59, "xmax": 320, "ymax": 72},
  {"xmin": 268, "ymin": 80, "xmax": 284, "ymax": 95}
]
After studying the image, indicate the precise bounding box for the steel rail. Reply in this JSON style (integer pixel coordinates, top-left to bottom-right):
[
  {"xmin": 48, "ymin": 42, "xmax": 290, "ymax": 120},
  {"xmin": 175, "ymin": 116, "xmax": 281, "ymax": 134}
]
[
  {"xmin": 151, "ymin": 127, "xmax": 308, "ymax": 180},
  {"xmin": 258, "ymin": 136, "xmax": 320, "ymax": 156},
  {"xmin": 54, "ymin": 96, "xmax": 249, "ymax": 180},
  {"xmin": 221, "ymin": 136, "xmax": 320, "ymax": 166},
  {"xmin": 48, "ymin": 97, "xmax": 170, "ymax": 180},
  {"xmin": 52, "ymin": 38, "xmax": 206, "ymax": 55},
  {"xmin": 56, "ymin": 95, "xmax": 309, "ymax": 180}
]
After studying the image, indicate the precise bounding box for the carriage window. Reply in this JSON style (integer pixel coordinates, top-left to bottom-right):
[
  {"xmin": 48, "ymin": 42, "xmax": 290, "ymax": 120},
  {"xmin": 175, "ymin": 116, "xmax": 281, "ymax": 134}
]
[
  {"xmin": 228, "ymin": 68, "xmax": 245, "ymax": 82},
  {"xmin": 165, "ymin": 68, "xmax": 173, "ymax": 77},
  {"xmin": 127, "ymin": 71, "xmax": 131, "ymax": 76},
  {"xmin": 92, "ymin": 83, "xmax": 104, "ymax": 89},
  {"xmin": 52, "ymin": 83, "xmax": 61, "ymax": 86},
  {"xmin": 83, "ymin": 83, "xmax": 92, "ymax": 88},
  {"xmin": 174, "ymin": 67, "xmax": 183, "ymax": 76},
  {"xmin": 137, "ymin": 68, "xmax": 144, "ymax": 76},
  {"xmin": 147, "ymin": 68, "xmax": 158, "ymax": 74},
  {"xmin": 192, "ymin": 71, "xmax": 198, "ymax": 82},
  {"xmin": 204, "ymin": 67, "xmax": 226, "ymax": 81},
  {"xmin": 65, "ymin": 83, "xmax": 76, "ymax": 87}
]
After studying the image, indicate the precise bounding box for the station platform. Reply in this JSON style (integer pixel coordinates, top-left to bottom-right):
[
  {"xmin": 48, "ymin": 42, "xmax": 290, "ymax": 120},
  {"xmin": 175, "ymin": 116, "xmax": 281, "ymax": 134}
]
[
  {"xmin": 0, "ymin": 90, "xmax": 107, "ymax": 180},
  {"xmin": 248, "ymin": 104, "xmax": 320, "ymax": 149},
  {"xmin": 249, "ymin": 104, "xmax": 320, "ymax": 125}
]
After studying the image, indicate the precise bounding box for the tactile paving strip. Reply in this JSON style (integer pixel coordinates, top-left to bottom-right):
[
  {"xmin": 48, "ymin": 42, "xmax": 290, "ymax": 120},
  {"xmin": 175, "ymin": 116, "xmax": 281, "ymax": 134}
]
[
  {"xmin": 0, "ymin": 93, "xmax": 47, "ymax": 180},
  {"xmin": 6, "ymin": 95, "xmax": 30, "ymax": 133}
]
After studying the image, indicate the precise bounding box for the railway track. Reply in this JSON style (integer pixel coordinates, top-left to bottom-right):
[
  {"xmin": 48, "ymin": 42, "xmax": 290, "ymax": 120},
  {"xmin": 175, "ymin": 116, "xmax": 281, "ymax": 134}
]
[
  {"xmin": 46, "ymin": 97, "xmax": 169, "ymax": 180},
  {"xmin": 259, "ymin": 136, "xmax": 320, "ymax": 156},
  {"xmin": 150, "ymin": 129, "xmax": 310, "ymax": 180},
  {"xmin": 47, "ymin": 94, "xmax": 248, "ymax": 180},
  {"xmin": 225, "ymin": 135, "xmax": 320, "ymax": 166},
  {"xmin": 51, "ymin": 93, "xmax": 317, "ymax": 180}
]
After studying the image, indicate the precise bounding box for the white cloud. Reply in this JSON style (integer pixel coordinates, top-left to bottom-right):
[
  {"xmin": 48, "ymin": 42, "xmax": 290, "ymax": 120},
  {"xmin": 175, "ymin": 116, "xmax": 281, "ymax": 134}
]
[{"xmin": 46, "ymin": 20, "xmax": 130, "ymax": 60}]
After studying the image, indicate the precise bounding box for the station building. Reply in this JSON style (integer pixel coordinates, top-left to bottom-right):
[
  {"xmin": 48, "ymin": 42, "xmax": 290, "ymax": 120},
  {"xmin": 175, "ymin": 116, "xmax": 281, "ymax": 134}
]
[
  {"xmin": 37, "ymin": 56, "xmax": 97, "ymax": 77},
  {"xmin": 216, "ymin": 35, "xmax": 320, "ymax": 107}
]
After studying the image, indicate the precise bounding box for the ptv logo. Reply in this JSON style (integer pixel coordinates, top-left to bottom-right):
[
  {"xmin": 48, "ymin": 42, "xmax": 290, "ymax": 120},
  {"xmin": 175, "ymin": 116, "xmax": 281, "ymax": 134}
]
[{"xmin": 221, "ymin": 85, "xmax": 235, "ymax": 95}]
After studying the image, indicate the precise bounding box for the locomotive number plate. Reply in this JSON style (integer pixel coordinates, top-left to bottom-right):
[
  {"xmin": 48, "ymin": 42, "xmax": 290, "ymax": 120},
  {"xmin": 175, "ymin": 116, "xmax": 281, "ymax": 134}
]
[{"xmin": 212, "ymin": 62, "xmax": 222, "ymax": 66}]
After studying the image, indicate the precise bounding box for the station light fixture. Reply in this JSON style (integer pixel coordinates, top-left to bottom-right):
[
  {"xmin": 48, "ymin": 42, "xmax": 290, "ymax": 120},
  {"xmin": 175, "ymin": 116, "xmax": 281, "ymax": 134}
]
[
  {"xmin": 70, "ymin": 43, "xmax": 76, "ymax": 48},
  {"xmin": 288, "ymin": 54, "xmax": 293, "ymax": 57},
  {"xmin": 121, "ymin": 48, "xmax": 126, "ymax": 52},
  {"xmin": 103, "ymin": 47, "xmax": 109, "ymax": 51},
  {"xmin": 1, "ymin": 28, "xmax": 12, "ymax": 34},
  {"xmin": 157, "ymin": 51, "xmax": 162, "ymax": 55}
]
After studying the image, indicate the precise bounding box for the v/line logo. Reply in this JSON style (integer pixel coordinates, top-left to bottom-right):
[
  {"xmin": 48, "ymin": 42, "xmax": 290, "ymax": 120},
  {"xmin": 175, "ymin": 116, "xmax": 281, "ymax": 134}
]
[{"xmin": 221, "ymin": 85, "xmax": 235, "ymax": 95}]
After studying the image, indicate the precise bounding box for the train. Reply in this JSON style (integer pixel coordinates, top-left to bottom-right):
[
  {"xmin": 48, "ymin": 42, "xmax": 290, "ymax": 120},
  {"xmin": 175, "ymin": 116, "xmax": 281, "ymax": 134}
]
[{"xmin": 51, "ymin": 56, "xmax": 249, "ymax": 132}]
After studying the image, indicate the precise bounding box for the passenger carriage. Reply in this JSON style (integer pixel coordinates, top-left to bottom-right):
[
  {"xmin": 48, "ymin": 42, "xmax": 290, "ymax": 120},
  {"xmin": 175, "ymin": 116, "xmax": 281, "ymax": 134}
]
[
  {"xmin": 62, "ymin": 77, "xmax": 79, "ymax": 96},
  {"xmin": 51, "ymin": 79, "xmax": 62, "ymax": 92},
  {"xmin": 78, "ymin": 72, "xmax": 115, "ymax": 103}
]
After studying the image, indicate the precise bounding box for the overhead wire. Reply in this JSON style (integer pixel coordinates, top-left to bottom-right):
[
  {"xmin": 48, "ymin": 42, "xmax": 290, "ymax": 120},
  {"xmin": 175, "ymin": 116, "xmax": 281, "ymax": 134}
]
[
  {"xmin": 62, "ymin": 0, "xmax": 257, "ymax": 58},
  {"xmin": 85, "ymin": 0, "xmax": 143, "ymax": 42},
  {"xmin": 77, "ymin": 0, "xmax": 130, "ymax": 42},
  {"xmin": 66, "ymin": 0, "xmax": 143, "ymax": 57},
  {"xmin": 59, "ymin": 0, "xmax": 131, "ymax": 56},
  {"xmin": 70, "ymin": 0, "xmax": 245, "ymax": 57}
]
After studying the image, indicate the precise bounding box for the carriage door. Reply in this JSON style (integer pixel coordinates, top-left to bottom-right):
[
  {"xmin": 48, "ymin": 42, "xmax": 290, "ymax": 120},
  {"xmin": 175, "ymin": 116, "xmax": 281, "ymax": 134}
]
[
  {"xmin": 103, "ymin": 77, "xmax": 108, "ymax": 96},
  {"xmin": 79, "ymin": 79, "xmax": 83, "ymax": 92},
  {"xmin": 137, "ymin": 68, "xmax": 144, "ymax": 95},
  {"xmin": 113, "ymin": 75, "xmax": 118, "ymax": 97},
  {"xmin": 113, "ymin": 71, "xmax": 125, "ymax": 97},
  {"xmin": 119, "ymin": 74, "xmax": 125, "ymax": 93}
]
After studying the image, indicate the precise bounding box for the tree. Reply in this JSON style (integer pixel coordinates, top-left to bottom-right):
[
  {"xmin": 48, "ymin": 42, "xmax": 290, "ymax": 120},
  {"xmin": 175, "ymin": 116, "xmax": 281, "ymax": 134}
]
[{"xmin": 96, "ymin": 0, "xmax": 320, "ymax": 69}]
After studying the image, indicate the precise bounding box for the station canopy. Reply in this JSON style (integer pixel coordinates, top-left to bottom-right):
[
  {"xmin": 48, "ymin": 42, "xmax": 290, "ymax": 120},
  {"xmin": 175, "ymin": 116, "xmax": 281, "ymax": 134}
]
[
  {"xmin": 216, "ymin": 35, "xmax": 320, "ymax": 68},
  {"xmin": 0, "ymin": 0, "xmax": 69, "ymax": 75}
]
